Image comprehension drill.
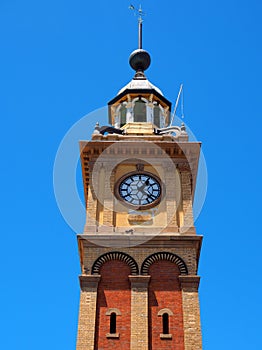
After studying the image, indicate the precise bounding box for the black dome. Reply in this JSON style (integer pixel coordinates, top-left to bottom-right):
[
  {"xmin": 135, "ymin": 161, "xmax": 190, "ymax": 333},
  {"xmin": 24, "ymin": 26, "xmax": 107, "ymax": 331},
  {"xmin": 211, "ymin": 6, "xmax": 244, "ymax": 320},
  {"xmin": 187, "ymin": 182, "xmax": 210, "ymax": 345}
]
[{"xmin": 129, "ymin": 49, "xmax": 151, "ymax": 72}]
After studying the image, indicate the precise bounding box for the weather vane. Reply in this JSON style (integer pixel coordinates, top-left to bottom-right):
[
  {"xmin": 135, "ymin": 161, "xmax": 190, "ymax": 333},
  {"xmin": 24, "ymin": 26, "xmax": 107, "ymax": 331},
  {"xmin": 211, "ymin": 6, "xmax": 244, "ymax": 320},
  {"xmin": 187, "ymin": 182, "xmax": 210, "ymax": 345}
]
[
  {"xmin": 129, "ymin": 4, "xmax": 146, "ymax": 49},
  {"xmin": 129, "ymin": 4, "xmax": 146, "ymax": 23}
]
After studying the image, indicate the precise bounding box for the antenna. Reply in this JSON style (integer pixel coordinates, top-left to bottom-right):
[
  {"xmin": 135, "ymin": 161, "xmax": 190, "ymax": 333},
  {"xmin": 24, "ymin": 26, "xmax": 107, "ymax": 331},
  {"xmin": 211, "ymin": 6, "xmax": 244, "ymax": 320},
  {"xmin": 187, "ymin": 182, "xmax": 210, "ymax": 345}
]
[
  {"xmin": 129, "ymin": 4, "xmax": 146, "ymax": 49},
  {"xmin": 169, "ymin": 84, "xmax": 183, "ymax": 126},
  {"xmin": 181, "ymin": 86, "xmax": 184, "ymax": 119}
]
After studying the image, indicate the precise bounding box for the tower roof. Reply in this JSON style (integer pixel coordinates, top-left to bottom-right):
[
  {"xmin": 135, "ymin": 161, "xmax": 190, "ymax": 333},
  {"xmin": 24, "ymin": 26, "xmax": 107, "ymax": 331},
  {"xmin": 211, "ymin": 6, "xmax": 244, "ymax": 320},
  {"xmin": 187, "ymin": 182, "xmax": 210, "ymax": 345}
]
[{"xmin": 117, "ymin": 76, "xmax": 163, "ymax": 96}]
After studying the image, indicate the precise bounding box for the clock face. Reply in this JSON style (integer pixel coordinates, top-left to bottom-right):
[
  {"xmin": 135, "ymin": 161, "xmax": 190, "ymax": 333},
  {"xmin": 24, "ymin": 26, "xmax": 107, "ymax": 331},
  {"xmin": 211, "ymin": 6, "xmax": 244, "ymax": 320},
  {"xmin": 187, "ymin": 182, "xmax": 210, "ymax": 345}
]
[{"xmin": 118, "ymin": 173, "xmax": 161, "ymax": 208}]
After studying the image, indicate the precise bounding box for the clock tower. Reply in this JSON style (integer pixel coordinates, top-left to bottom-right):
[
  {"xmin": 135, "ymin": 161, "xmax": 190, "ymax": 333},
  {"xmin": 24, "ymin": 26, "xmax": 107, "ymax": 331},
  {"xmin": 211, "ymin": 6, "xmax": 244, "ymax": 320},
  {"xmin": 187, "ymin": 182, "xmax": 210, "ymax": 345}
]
[{"xmin": 76, "ymin": 15, "xmax": 203, "ymax": 350}]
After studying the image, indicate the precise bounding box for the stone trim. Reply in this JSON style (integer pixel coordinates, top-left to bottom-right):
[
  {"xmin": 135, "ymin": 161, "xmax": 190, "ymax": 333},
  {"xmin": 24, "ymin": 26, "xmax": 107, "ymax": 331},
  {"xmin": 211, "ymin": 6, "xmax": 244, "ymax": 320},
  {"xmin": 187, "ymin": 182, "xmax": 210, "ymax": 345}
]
[
  {"xmin": 177, "ymin": 162, "xmax": 191, "ymax": 172},
  {"xmin": 91, "ymin": 251, "xmax": 139, "ymax": 275},
  {"xmin": 157, "ymin": 308, "xmax": 174, "ymax": 316},
  {"xmin": 105, "ymin": 308, "xmax": 122, "ymax": 316},
  {"xmin": 79, "ymin": 275, "xmax": 101, "ymax": 291},
  {"xmin": 179, "ymin": 275, "xmax": 200, "ymax": 292},
  {"xmin": 141, "ymin": 252, "xmax": 188, "ymax": 275},
  {"xmin": 160, "ymin": 334, "xmax": 172, "ymax": 339},
  {"xmin": 129, "ymin": 275, "xmax": 151, "ymax": 289},
  {"xmin": 106, "ymin": 333, "xmax": 120, "ymax": 339}
]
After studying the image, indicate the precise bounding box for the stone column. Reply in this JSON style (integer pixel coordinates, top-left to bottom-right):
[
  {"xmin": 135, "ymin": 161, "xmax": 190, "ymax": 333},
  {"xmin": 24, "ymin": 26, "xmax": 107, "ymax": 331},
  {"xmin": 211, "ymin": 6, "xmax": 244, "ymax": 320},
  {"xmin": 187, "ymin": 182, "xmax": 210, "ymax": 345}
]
[
  {"xmin": 129, "ymin": 276, "xmax": 151, "ymax": 350},
  {"xmin": 96, "ymin": 165, "xmax": 105, "ymax": 225},
  {"xmin": 163, "ymin": 163, "xmax": 179, "ymax": 230},
  {"xmin": 76, "ymin": 275, "xmax": 101, "ymax": 350},
  {"xmin": 85, "ymin": 161, "xmax": 99, "ymax": 232},
  {"xmin": 126, "ymin": 101, "xmax": 133, "ymax": 123},
  {"xmin": 102, "ymin": 164, "xmax": 115, "ymax": 229},
  {"xmin": 179, "ymin": 275, "xmax": 202, "ymax": 350},
  {"xmin": 178, "ymin": 165, "xmax": 195, "ymax": 233}
]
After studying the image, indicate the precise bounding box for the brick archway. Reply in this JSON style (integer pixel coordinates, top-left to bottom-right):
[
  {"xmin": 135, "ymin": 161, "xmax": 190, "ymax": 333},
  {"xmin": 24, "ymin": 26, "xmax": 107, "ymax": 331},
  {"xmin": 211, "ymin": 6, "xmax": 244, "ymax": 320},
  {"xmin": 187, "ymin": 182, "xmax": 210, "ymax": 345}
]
[
  {"xmin": 141, "ymin": 252, "xmax": 188, "ymax": 275},
  {"xmin": 92, "ymin": 251, "xmax": 139, "ymax": 275}
]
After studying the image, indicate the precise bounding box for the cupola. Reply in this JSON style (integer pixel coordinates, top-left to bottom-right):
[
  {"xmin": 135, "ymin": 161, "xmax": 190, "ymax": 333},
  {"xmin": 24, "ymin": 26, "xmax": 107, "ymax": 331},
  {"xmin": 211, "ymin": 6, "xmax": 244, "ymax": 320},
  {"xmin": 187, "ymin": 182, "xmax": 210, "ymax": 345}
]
[{"xmin": 108, "ymin": 10, "xmax": 172, "ymax": 129}]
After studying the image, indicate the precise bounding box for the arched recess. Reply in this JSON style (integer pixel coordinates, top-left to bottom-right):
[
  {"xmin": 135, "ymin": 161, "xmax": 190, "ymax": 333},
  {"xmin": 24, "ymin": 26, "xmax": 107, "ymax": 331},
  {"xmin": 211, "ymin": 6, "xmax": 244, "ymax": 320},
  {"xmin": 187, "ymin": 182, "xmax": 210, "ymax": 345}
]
[
  {"xmin": 133, "ymin": 99, "xmax": 147, "ymax": 122},
  {"xmin": 141, "ymin": 252, "xmax": 188, "ymax": 275},
  {"xmin": 115, "ymin": 102, "xmax": 127, "ymax": 127},
  {"xmin": 92, "ymin": 251, "xmax": 139, "ymax": 275}
]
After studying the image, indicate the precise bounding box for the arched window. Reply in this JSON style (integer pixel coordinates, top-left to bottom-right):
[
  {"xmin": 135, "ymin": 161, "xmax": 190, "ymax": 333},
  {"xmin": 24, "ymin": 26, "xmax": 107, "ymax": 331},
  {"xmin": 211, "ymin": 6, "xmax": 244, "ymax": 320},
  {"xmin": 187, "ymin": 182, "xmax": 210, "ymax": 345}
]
[
  {"xmin": 134, "ymin": 100, "xmax": 147, "ymax": 122},
  {"xmin": 110, "ymin": 312, "xmax": 117, "ymax": 334},
  {"xmin": 162, "ymin": 313, "xmax": 169, "ymax": 334},
  {"xmin": 153, "ymin": 105, "xmax": 161, "ymax": 127},
  {"xmin": 106, "ymin": 308, "xmax": 121, "ymax": 338},
  {"xmin": 120, "ymin": 104, "xmax": 127, "ymax": 127},
  {"xmin": 157, "ymin": 308, "xmax": 173, "ymax": 338}
]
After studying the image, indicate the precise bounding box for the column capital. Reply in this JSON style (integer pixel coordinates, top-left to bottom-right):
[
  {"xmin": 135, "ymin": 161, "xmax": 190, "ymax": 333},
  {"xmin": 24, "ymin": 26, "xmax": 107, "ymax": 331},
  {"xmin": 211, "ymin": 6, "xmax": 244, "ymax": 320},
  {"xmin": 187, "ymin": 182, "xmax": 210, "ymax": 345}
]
[
  {"xmin": 79, "ymin": 274, "xmax": 101, "ymax": 291},
  {"xmin": 129, "ymin": 275, "xmax": 151, "ymax": 289},
  {"xmin": 179, "ymin": 275, "xmax": 200, "ymax": 292},
  {"xmin": 177, "ymin": 162, "xmax": 191, "ymax": 172}
]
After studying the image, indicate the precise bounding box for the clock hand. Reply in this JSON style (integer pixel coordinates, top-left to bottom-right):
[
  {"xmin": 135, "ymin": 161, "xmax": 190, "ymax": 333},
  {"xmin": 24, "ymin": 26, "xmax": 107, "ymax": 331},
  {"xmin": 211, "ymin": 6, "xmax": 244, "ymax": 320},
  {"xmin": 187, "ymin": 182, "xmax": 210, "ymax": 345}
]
[{"xmin": 138, "ymin": 179, "xmax": 150, "ymax": 192}]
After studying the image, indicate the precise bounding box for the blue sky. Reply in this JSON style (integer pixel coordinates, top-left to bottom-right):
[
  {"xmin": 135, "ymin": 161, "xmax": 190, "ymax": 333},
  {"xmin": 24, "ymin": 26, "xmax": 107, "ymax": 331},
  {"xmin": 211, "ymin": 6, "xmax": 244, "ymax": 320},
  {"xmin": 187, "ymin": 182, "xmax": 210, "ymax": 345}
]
[{"xmin": 1, "ymin": 0, "xmax": 262, "ymax": 349}]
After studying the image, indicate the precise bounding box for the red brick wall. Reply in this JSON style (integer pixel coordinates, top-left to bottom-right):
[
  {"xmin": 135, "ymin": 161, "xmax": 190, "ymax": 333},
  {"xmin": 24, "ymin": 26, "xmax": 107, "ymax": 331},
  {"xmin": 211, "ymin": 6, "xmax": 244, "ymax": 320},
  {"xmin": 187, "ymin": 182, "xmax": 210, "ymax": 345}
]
[
  {"xmin": 149, "ymin": 260, "xmax": 185, "ymax": 350},
  {"xmin": 95, "ymin": 260, "xmax": 131, "ymax": 350}
]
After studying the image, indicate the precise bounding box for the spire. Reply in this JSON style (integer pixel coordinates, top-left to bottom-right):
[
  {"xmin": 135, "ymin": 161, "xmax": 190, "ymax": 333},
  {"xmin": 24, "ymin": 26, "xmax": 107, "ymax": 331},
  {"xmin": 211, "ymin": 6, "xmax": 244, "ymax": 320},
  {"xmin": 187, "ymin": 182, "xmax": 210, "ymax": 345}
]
[{"xmin": 129, "ymin": 4, "xmax": 151, "ymax": 79}]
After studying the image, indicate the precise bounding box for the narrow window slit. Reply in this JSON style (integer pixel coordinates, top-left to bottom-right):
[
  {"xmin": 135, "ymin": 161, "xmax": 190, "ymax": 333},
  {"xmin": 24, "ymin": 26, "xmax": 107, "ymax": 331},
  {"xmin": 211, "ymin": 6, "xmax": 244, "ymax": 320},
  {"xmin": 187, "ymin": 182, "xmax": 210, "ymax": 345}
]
[
  {"xmin": 110, "ymin": 312, "xmax": 117, "ymax": 334},
  {"xmin": 162, "ymin": 313, "xmax": 169, "ymax": 334}
]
